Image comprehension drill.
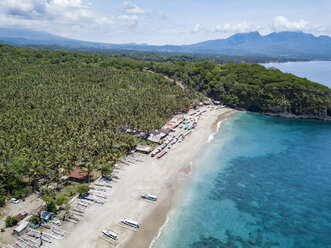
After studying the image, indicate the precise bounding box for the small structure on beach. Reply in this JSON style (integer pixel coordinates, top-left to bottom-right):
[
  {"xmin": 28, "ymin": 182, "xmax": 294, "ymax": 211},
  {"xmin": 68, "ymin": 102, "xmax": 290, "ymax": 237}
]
[
  {"xmin": 213, "ymin": 100, "xmax": 222, "ymax": 105},
  {"xmin": 68, "ymin": 168, "xmax": 92, "ymax": 182},
  {"xmin": 147, "ymin": 130, "xmax": 169, "ymax": 144},
  {"xmin": 135, "ymin": 145, "xmax": 152, "ymax": 154},
  {"xmin": 41, "ymin": 211, "xmax": 55, "ymax": 223},
  {"xmin": 162, "ymin": 115, "xmax": 184, "ymax": 132},
  {"xmin": 13, "ymin": 220, "xmax": 29, "ymax": 236}
]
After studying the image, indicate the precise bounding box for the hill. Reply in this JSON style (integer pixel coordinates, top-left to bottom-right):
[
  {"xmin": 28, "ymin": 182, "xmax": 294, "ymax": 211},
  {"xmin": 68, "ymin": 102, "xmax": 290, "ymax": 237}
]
[
  {"xmin": 150, "ymin": 61, "xmax": 331, "ymax": 120},
  {"xmin": 1, "ymin": 28, "xmax": 331, "ymax": 60}
]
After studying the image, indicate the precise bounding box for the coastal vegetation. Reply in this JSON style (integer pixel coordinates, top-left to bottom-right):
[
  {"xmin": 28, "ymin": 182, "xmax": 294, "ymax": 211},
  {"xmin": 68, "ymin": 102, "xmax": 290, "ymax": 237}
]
[
  {"xmin": 150, "ymin": 61, "xmax": 331, "ymax": 119},
  {"xmin": 0, "ymin": 44, "xmax": 195, "ymax": 203},
  {"xmin": 0, "ymin": 44, "xmax": 330, "ymax": 206}
]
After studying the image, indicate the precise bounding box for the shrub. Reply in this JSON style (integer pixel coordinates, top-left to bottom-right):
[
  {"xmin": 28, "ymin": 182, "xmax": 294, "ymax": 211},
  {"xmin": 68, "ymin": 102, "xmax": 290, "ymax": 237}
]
[
  {"xmin": 46, "ymin": 201, "xmax": 57, "ymax": 213},
  {"xmin": 1, "ymin": 227, "xmax": 4, "ymax": 232},
  {"xmin": 12, "ymin": 185, "xmax": 30, "ymax": 199},
  {"xmin": 100, "ymin": 163, "xmax": 112, "ymax": 177},
  {"xmin": 40, "ymin": 185, "xmax": 55, "ymax": 198},
  {"xmin": 76, "ymin": 184, "xmax": 89, "ymax": 196},
  {"xmin": 5, "ymin": 216, "xmax": 17, "ymax": 227},
  {"xmin": 31, "ymin": 215, "xmax": 40, "ymax": 225},
  {"xmin": 55, "ymin": 196, "xmax": 68, "ymax": 207},
  {"xmin": 42, "ymin": 195, "xmax": 54, "ymax": 204},
  {"xmin": 0, "ymin": 195, "xmax": 6, "ymax": 207}
]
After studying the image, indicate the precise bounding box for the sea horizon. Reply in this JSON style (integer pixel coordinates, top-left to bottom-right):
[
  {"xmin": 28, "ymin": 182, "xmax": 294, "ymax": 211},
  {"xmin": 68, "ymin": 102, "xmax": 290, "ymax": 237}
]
[{"xmin": 261, "ymin": 60, "xmax": 331, "ymax": 88}]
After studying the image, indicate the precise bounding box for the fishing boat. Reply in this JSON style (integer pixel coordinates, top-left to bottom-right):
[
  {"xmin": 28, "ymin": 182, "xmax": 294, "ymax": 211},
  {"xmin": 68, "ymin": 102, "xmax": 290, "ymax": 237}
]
[
  {"xmin": 142, "ymin": 194, "xmax": 157, "ymax": 201},
  {"xmin": 96, "ymin": 193, "xmax": 107, "ymax": 199},
  {"xmin": 53, "ymin": 227, "xmax": 65, "ymax": 236},
  {"xmin": 157, "ymin": 150, "xmax": 167, "ymax": 159},
  {"xmin": 122, "ymin": 219, "xmax": 139, "ymax": 228},
  {"xmin": 93, "ymin": 198, "xmax": 105, "ymax": 204},
  {"xmin": 102, "ymin": 230, "xmax": 118, "ymax": 240},
  {"xmin": 27, "ymin": 230, "xmax": 40, "ymax": 238},
  {"xmin": 78, "ymin": 201, "xmax": 88, "ymax": 207},
  {"xmin": 41, "ymin": 235, "xmax": 52, "ymax": 243},
  {"xmin": 73, "ymin": 206, "xmax": 85, "ymax": 213}
]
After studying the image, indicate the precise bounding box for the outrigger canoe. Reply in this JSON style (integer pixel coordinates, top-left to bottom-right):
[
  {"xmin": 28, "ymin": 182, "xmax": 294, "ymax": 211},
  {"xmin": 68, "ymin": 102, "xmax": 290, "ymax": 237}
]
[{"xmin": 142, "ymin": 194, "xmax": 157, "ymax": 201}]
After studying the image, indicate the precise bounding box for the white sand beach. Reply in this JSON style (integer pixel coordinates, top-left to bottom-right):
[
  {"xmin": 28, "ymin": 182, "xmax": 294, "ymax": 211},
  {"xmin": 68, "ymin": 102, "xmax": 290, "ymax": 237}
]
[{"xmin": 55, "ymin": 106, "xmax": 237, "ymax": 248}]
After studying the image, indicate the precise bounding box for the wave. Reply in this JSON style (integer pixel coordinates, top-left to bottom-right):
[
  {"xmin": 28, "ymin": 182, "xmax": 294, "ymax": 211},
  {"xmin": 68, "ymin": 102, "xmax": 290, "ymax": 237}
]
[
  {"xmin": 207, "ymin": 119, "xmax": 224, "ymax": 143},
  {"xmin": 149, "ymin": 210, "xmax": 172, "ymax": 248}
]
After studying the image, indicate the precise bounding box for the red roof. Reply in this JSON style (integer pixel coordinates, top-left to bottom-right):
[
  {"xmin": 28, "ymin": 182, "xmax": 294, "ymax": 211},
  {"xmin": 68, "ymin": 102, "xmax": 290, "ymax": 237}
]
[{"xmin": 68, "ymin": 168, "xmax": 92, "ymax": 180}]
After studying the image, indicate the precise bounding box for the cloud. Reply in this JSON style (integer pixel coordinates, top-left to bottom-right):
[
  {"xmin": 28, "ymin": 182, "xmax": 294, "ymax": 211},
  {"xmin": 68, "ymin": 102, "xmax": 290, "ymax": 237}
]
[
  {"xmin": 118, "ymin": 2, "xmax": 145, "ymax": 27},
  {"xmin": 118, "ymin": 14, "xmax": 139, "ymax": 22},
  {"xmin": 191, "ymin": 23, "xmax": 209, "ymax": 34},
  {"xmin": 123, "ymin": 2, "xmax": 144, "ymax": 14},
  {"xmin": 215, "ymin": 21, "xmax": 255, "ymax": 33},
  {"xmin": 0, "ymin": 0, "xmax": 114, "ymax": 33},
  {"xmin": 156, "ymin": 11, "xmax": 166, "ymax": 19},
  {"xmin": 272, "ymin": 16, "xmax": 309, "ymax": 32}
]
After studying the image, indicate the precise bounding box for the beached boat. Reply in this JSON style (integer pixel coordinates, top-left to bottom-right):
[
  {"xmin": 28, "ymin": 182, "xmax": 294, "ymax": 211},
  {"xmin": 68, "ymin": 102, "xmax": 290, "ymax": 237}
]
[
  {"xmin": 79, "ymin": 194, "xmax": 94, "ymax": 201},
  {"xmin": 102, "ymin": 230, "xmax": 118, "ymax": 240},
  {"xmin": 15, "ymin": 241, "xmax": 31, "ymax": 248},
  {"xmin": 93, "ymin": 198, "xmax": 105, "ymax": 204},
  {"xmin": 96, "ymin": 193, "xmax": 107, "ymax": 199},
  {"xmin": 73, "ymin": 206, "xmax": 85, "ymax": 213},
  {"xmin": 52, "ymin": 227, "xmax": 65, "ymax": 236},
  {"xmin": 122, "ymin": 219, "xmax": 139, "ymax": 228},
  {"xmin": 78, "ymin": 201, "xmax": 88, "ymax": 207},
  {"xmin": 157, "ymin": 150, "xmax": 167, "ymax": 159},
  {"xmin": 27, "ymin": 230, "xmax": 41, "ymax": 238},
  {"xmin": 41, "ymin": 235, "xmax": 51, "ymax": 243},
  {"xmin": 142, "ymin": 194, "xmax": 157, "ymax": 201}
]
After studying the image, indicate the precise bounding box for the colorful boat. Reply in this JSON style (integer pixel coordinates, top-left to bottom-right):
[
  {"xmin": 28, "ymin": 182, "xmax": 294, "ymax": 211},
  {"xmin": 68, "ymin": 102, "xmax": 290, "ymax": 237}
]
[
  {"xmin": 142, "ymin": 194, "xmax": 157, "ymax": 201},
  {"xmin": 157, "ymin": 150, "xmax": 167, "ymax": 159}
]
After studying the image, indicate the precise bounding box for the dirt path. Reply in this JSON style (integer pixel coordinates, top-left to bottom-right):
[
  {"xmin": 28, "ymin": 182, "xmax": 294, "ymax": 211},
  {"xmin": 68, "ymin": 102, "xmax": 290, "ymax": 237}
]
[{"xmin": 146, "ymin": 69, "xmax": 185, "ymax": 89}]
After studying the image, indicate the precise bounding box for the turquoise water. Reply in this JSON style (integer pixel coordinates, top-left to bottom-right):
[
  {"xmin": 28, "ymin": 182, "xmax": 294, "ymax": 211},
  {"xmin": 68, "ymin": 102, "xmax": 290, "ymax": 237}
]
[
  {"xmin": 261, "ymin": 61, "xmax": 331, "ymax": 88},
  {"xmin": 153, "ymin": 112, "xmax": 331, "ymax": 248}
]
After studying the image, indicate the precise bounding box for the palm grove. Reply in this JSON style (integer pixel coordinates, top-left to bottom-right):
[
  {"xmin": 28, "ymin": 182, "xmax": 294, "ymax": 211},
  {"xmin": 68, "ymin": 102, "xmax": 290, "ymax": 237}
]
[
  {"xmin": 0, "ymin": 44, "xmax": 330, "ymax": 207},
  {"xmin": 0, "ymin": 45, "xmax": 195, "ymax": 206}
]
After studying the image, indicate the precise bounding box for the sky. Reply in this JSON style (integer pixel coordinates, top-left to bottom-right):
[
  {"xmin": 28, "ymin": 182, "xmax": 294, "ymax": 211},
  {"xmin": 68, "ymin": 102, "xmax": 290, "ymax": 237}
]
[{"xmin": 0, "ymin": 0, "xmax": 330, "ymax": 45}]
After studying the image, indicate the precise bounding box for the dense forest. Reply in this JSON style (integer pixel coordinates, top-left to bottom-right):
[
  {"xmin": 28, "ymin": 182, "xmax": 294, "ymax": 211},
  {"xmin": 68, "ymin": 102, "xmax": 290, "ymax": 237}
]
[
  {"xmin": 10, "ymin": 44, "xmax": 311, "ymax": 64},
  {"xmin": 0, "ymin": 44, "xmax": 330, "ymax": 207},
  {"xmin": 0, "ymin": 44, "xmax": 196, "ymax": 205},
  {"xmin": 150, "ymin": 61, "xmax": 331, "ymax": 119}
]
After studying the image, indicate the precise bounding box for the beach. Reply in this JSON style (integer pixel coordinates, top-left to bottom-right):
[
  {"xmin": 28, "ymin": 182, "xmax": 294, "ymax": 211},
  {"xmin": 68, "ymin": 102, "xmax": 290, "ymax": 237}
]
[{"xmin": 56, "ymin": 106, "xmax": 237, "ymax": 248}]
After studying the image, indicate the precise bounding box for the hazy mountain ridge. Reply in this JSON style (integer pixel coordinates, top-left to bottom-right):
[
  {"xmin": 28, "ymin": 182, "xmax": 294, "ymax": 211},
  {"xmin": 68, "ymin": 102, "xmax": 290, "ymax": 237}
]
[{"xmin": 1, "ymin": 27, "xmax": 331, "ymax": 59}]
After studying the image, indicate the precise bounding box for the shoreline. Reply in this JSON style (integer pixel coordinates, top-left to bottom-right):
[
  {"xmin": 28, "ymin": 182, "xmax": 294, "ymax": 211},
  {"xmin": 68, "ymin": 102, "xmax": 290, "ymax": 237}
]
[
  {"xmin": 55, "ymin": 107, "xmax": 237, "ymax": 248},
  {"xmin": 123, "ymin": 109, "xmax": 238, "ymax": 248}
]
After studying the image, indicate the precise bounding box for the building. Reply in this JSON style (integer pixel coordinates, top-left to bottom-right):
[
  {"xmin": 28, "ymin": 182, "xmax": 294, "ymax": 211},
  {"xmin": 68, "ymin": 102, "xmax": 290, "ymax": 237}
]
[
  {"xmin": 40, "ymin": 211, "xmax": 55, "ymax": 223},
  {"xmin": 13, "ymin": 220, "xmax": 29, "ymax": 236},
  {"xmin": 162, "ymin": 115, "xmax": 184, "ymax": 132},
  {"xmin": 147, "ymin": 130, "xmax": 169, "ymax": 144},
  {"xmin": 135, "ymin": 145, "xmax": 152, "ymax": 154},
  {"xmin": 148, "ymin": 135, "xmax": 162, "ymax": 144},
  {"xmin": 68, "ymin": 168, "xmax": 92, "ymax": 182}
]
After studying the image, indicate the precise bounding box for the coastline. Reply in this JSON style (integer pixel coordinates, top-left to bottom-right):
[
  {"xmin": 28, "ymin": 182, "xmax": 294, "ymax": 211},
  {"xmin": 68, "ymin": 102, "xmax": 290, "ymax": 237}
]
[
  {"xmin": 55, "ymin": 107, "xmax": 237, "ymax": 248},
  {"xmin": 122, "ymin": 109, "xmax": 238, "ymax": 248}
]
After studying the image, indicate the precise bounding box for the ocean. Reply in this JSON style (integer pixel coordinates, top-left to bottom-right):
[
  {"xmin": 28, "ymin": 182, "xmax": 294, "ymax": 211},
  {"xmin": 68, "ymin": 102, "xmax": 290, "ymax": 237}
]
[
  {"xmin": 153, "ymin": 112, "xmax": 331, "ymax": 248},
  {"xmin": 261, "ymin": 61, "xmax": 331, "ymax": 88}
]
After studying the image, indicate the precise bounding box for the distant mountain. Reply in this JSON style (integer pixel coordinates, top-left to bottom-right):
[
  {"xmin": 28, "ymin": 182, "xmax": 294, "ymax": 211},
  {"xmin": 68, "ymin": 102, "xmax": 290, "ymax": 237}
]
[
  {"xmin": 185, "ymin": 31, "xmax": 331, "ymax": 57},
  {"xmin": 1, "ymin": 28, "xmax": 331, "ymax": 59}
]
